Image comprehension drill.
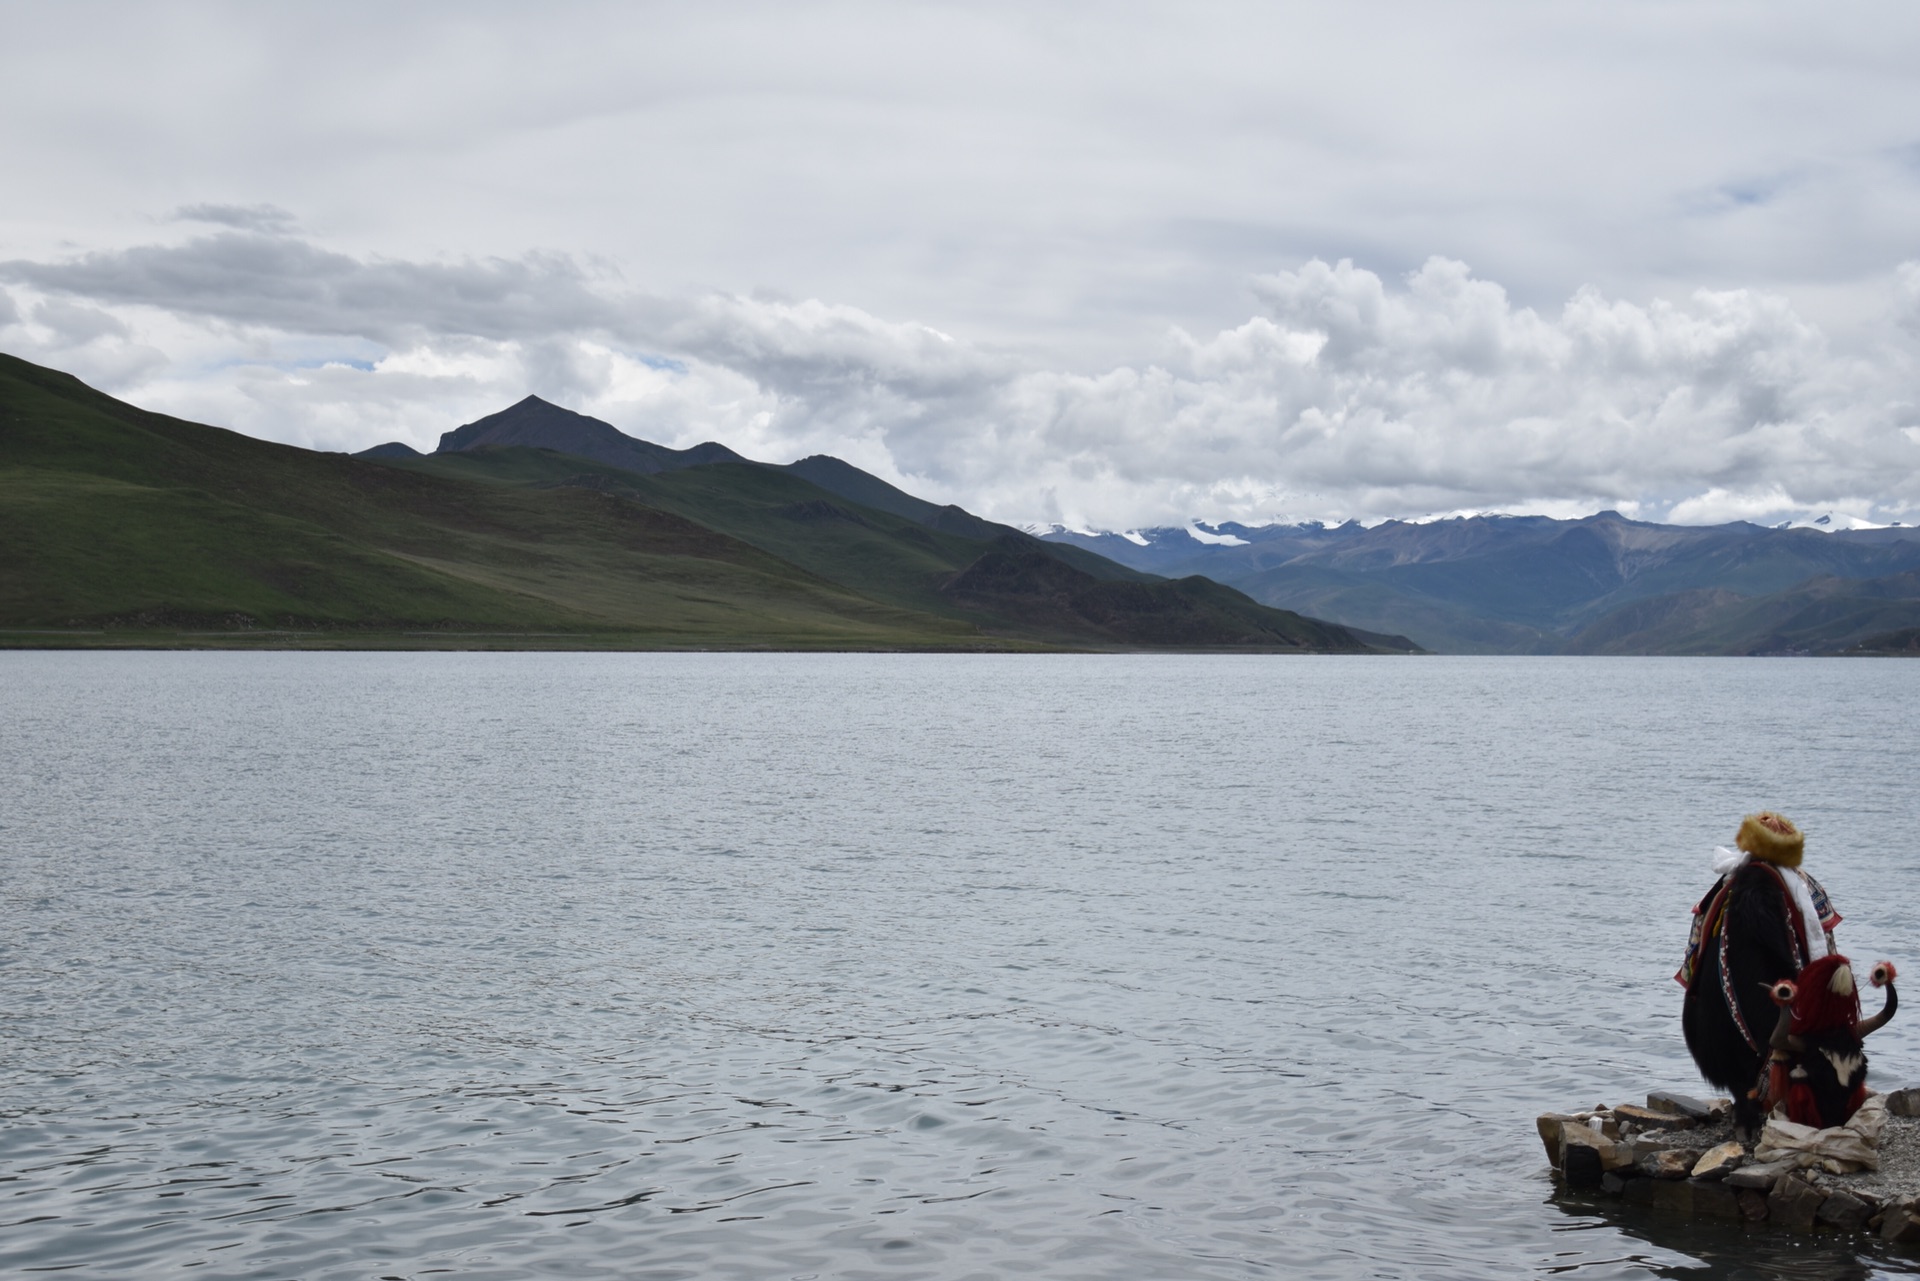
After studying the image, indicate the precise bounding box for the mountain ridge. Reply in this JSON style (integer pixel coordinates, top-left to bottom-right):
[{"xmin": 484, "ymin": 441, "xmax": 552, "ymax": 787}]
[
  {"xmin": 1041, "ymin": 516, "xmax": 1920, "ymax": 654},
  {"xmin": 414, "ymin": 395, "xmax": 752, "ymax": 474},
  {"xmin": 375, "ymin": 393, "xmax": 1158, "ymax": 586},
  {"xmin": 3, "ymin": 352, "xmax": 1386, "ymax": 652}
]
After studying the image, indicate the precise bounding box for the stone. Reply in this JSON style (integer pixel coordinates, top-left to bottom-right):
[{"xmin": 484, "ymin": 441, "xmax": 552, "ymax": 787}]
[
  {"xmin": 1646, "ymin": 1090, "xmax": 1716, "ymax": 1121},
  {"xmin": 1817, "ymin": 1191, "xmax": 1873, "ymax": 1232},
  {"xmin": 1561, "ymin": 1123, "xmax": 1633, "ymax": 1179},
  {"xmin": 1562, "ymin": 1142, "xmax": 1604, "ymax": 1189},
  {"xmin": 1631, "ymin": 1134, "xmax": 1674, "ymax": 1160},
  {"xmin": 1881, "ymin": 1204, "xmax": 1920, "ymax": 1244},
  {"xmin": 1688, "ymin": 1142, "xmax": 1746, "ymax": 1181},
  {"xmin": 1737, "ymin": 1189, "xmax": 1770, "ymax": 1222},
  {"xmin": 1885, "ymin": 1087, "xmax": 1920, "ymax": 1118},
  {"xmin": 1537, "ymin": 1113, "xmax": 1578, "ymax": 1167},
  {"xmin": 1691, "ymin": 1180, "xmax": 1742, "ymax": 1220},
  {"xmin": 1601, "ymin": 1172, "xmax": 1631, "ymax": 1196},
  {"xmin": 1767, "ymin": 1176, "xmax": 1826, "ymax": 1232},
  {"xmin": 1638, "ymin": 1149, "xmax": 1699, "ymax": 1181},
  {"xmin": 1616, "ymin": 1103, "xmax": 1695, "ymax": 1131},
  {"xmin": 1651, "ymin": 1179, "xmax": 1695, "ymax": 1215},
  {"xmin": 1727, "ymin": 1160, "xmax": 1794, "ymax": 1190}
]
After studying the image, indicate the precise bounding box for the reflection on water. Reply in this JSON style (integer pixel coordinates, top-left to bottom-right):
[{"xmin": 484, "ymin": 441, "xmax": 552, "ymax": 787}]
[
  {"xmin": 1549, "ymin": 1191, "xmax": 1894, "ymax": 1281},
  {"xmin": 3, "ymin": 652, "xmax": 1919, "ymax": 1279}
]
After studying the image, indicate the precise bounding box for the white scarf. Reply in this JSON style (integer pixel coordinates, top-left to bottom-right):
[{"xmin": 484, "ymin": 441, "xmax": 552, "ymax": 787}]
[{"xmin": 1712, "ymin": 845, "xmax": 1830, "ymax": 962}]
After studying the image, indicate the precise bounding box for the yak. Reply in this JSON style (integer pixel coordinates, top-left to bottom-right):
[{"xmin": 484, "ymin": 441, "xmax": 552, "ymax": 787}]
[
  {"xmin": 1679, "ymin": 813, "xmax": 1841, "ymax": 1137},
  {"xmin": 1763, "ymin": 957, "xmax": 1898, "ymax": 1130},
  {"xmin": 1680, "ymin": 813, "xmax": 1899, "ymax": 1135}
]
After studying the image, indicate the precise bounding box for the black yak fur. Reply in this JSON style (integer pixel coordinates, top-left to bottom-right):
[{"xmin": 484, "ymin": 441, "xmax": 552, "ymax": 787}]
[
  {"xmin": 1682, "ymin": 862, "xmax": 1804, "ymax": 1136},
  {"xmin": 1791, "ymin": 1027, "xmax": 1869, "ymax": 1131}
]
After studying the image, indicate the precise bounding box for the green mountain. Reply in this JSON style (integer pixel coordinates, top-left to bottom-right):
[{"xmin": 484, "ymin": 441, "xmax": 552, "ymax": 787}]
[
  {"xmin": 781, "ymin": 453, "xmax": 1005, "ymax": 541},
  {"xmin": 0, "ymin": 352, "xmax": 1393, "ymax": 652},
  {"xmin": 417, "ymin": 395, "xmax": 1140, "ymax": 583},
  {"xmin": 382, "ymin": 432, "xmax": 1407, "ymax": 651}
]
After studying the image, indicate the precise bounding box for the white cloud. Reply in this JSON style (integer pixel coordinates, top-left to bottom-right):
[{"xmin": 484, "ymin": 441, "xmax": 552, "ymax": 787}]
[
  {"xmin": 170, "ymin": 203, "xmax": 299, "ymax": 233},
  {"xmin": 5, "ymin": 4, "xmax": 1920, "ymax": 522},
  {"xmin": 5, "ymin": 228, "xmax": 1919, "ymax": 528},
  {"xmin": 914, "ymin": 257, "xmax": 1919, "ymax": 528},
  {"xmin": 6, "ymin": 4, "xmax": 1920, "ymax": 370},
  {"xmin": 1666, "ymin": 487, "xmax": 1801, "ymax": 526}
]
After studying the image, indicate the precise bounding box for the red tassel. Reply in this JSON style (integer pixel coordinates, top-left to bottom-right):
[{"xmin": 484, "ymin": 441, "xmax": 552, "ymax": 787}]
[{"xmin": 1785, "ymin": 1082, "xmax": 1822, "ymax": 1127}]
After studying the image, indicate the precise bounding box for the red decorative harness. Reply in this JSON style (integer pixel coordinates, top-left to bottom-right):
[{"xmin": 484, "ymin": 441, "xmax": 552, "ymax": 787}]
[{"xmin": 1676, "ymin": 863, "xmax": 1838, "ymax": 1054}]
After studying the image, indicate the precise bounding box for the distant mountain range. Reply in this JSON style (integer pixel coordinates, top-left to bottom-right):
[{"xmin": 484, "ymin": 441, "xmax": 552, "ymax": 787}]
[
  {"xmin": 1040, "ymin": 517, "xmax": 1920, "ymax": 654},
  {"xmin": 0, "ymin": 353, "xmax": 1399, "ymax": 653}
]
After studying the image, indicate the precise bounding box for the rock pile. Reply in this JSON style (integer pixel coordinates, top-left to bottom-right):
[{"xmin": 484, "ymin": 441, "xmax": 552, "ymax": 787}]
[{"xmin": 1541, "ymin": 1087, "xmax": 1920, "ymax": 1239}]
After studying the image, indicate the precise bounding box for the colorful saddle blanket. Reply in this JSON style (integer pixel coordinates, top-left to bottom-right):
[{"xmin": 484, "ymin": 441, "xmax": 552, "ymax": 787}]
[{"xmin": 1676, "ymin": 863, "xmax": 1838, "ymax": 990}]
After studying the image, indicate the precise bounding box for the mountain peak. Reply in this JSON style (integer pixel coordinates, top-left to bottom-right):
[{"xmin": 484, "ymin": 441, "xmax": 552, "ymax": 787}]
[{"xmin": 436, "ymin": 396, "xmax": 749, "ymax": 476}]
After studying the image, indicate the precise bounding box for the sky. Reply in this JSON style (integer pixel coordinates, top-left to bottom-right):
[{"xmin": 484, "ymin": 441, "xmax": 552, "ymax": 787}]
[{"xmin": 3, "ymin": 1, "xmax": 1919, "ymax": 530}]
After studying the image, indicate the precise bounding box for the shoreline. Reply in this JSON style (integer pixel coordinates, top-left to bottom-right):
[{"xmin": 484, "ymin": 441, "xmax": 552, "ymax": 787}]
[{"xmin": 1541, "ymin": 1090, "xmax": 1920, "ymax": 1239}]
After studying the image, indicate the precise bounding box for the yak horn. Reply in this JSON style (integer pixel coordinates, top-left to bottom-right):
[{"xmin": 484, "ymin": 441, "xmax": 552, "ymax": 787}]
[
  {"xmin": 1767, "ymin": 982, "xmax": 1803, "ymax": 1053},
  {"xmin": 1856, "ymin": 973, "xmax": 1898, "ymax": 1038}
]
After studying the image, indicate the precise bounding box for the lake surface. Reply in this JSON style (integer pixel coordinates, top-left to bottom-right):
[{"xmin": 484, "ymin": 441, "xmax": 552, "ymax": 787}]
[{"xmin": 4, "ymin": 652, "xmax": 1920, "ymax": 1280}]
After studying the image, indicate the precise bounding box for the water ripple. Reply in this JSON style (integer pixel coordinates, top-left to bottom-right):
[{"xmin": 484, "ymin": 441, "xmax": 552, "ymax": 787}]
[{"xmin": 3, "ymin": 653, "xmax": 1919, "ymax": 1279}]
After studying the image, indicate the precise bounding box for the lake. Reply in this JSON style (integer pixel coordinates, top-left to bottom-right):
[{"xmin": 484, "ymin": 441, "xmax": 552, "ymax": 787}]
[{"xmin": 4, "ymin": 652, "xmax": 1919, "ymax": 1279}]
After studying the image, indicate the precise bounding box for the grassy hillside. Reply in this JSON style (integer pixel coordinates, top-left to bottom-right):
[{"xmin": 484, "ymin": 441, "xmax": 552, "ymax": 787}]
[
  {"xmin": 390, "ymin": 448, "xmax": 1393, "ymax": 650},
  {"xmin": 0, "ymin": 355, "xmax": 1000, "ymax": 648},
  {"xmin": 1566, "ymin": 572, "xmax": 1920, "ymax": 655},
  {"xmin": 0, "ymin": 353, "xmax": 1384, "ymax": 651},
  {"xmin": 938, "ymin": 539, "xmax": 1391, "ymax": 650}
]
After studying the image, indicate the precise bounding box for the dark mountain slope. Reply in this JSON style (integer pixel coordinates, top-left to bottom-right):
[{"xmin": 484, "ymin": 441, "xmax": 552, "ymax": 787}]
[
  {"xmin": 0, "ymin": 349, "xmax": 1395, "ymax": 651},
  {"xmin": 1562, "ymin": 588, "xmax": 1748, "ymax": 654},
  {"xmin": 434, "ymin": 395, "xmax": 750, "ymax": 474},
  {"xmin": 1228, "ymin": 563, "xmax": 1562, "ymax": 655},
  {"xmin": 938, "ymin": 538, "xmax": 1397, "ymax": 651},
  {"xmin": 354, "ymin": 440, "xmax": 422, "ymax": 460},
  {"xmin": 1045, "ymin": 513, "xmax": 1920, "ymax": 653},
  {"xmin": 1843, "ymin": 627, "xmax": 1920, "ymax": 655},
  {"xmin": 776, "ymin": 455, "xmax": 1149, "ymax": 584},
  {"xmin": 1567, "ymin": 571, "xmax": 1920, "ymax": 655},
  {"xmin": 0, "ymin": 354, "xmax": 994, "ymax": 647},
  {"xmin": 781, "ymin": 454, "xmax": 1002, "ymax": 540},
  {"xmin": 553, "ymin": 459, "xmax": 1016, "ymax": 620},
  {"xmin": 391, "ymin": 447, "xmax": 1387, "ymax": 650},
  {"xmin": 392, "ymin": 447, "xmax": 1028, "ymax": 620},
  {"xmin": 428, "ymin": 406, "xmax": 1151, "ymax": 585}
]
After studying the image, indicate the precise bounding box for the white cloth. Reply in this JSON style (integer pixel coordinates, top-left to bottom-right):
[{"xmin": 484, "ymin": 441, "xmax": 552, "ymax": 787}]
[
  {"xmin": 1754, "ymin": 1094, "xmax": 1887, "ymax": 1173},
  {"xmin": 1710, "ymin": 846, "xmax": 1830, "ymax": 962}
]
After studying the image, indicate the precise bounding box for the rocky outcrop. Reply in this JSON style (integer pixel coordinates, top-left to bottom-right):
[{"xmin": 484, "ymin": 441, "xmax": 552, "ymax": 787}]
[{"xmin": 1541, "ymin": 1089, "xmax": 1920, "ymax": 1239}]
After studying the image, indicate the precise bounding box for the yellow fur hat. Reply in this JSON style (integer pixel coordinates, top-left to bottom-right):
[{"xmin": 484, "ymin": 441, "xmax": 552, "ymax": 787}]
[{"xmin": 1737, "ymin": 811, "xmax": 1804, "ymax": 868}]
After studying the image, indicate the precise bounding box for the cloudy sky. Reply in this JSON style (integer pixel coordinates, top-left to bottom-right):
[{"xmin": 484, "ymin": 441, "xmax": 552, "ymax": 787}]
[{"xmin": 3, "ymin": 1, "xmax": 1919, "ymax": 529}]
